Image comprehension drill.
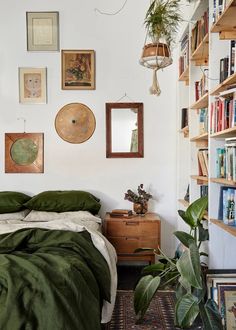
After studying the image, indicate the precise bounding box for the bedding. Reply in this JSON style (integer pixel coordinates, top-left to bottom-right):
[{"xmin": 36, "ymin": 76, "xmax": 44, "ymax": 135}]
[
  {"xmin": 24, "ymin": 190, "xmax": 101, "ymax": 214},
  {"xmin": 0, "ymin": 216, "xmax": 117, "ymax": 330},
  {"xmin": 0, "ymin": 209, "xmax": 30, "ymax": 221},
  {"xmin": 0, "ymin": 191, "xmax": 31, "ymax": 213}
]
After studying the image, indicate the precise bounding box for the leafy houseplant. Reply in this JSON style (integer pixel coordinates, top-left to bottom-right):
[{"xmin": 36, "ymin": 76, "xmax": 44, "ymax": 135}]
[
  {"xmin": 134, "ymin": 196, "xmax": 223, "ymax": 329},
  {"xmin": 124, "ymin": 184, "xmax": 152, "ymax": 215}
]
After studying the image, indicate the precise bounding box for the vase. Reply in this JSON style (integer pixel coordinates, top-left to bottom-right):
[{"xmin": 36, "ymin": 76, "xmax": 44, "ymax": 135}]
[{"xmin": 133, "ymin": 202, "xmax": 148, "ymax": 215}]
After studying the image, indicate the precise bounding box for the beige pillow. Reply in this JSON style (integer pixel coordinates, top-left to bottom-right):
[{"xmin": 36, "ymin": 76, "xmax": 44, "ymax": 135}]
[
  {"xmin": 0, "ymin": 209, "xmax": 30, "ymax": 221},
  {"xmin": 23, "ymin": 210, "xmax": 101, "ymax": 223}
]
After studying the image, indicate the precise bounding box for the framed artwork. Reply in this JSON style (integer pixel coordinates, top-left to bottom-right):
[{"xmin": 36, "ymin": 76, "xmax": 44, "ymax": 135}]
[
  {"xmin": 26, "ymin": 11, "xmax": 59, "ymax": 51},
  {"xmin": 19, "ymin": 67, "xmax": 47, "ymax": 104},
  {"xmin": 61, "ymin": 50, "xmax": 95, "ymax": 90},
  {"xmin": 206, "ymin": 269, "xmax": 236, "ymax": 329},
  {"xmin": 5, "ymin": 133, "xmax": 44, "ymax": 173},
  {"xmin": 55, "ymin": 103, "xmax": 96, "ymax": 143}
]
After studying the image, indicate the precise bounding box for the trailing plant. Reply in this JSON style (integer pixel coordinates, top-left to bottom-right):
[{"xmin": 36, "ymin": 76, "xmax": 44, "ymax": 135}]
[
  {"xmin": 145, "ymin": 0, "xmax": 182, "ymax": 45},
  {"xmin": 134, "ymin": 196, "xmax": 223, "ymax": 329}
]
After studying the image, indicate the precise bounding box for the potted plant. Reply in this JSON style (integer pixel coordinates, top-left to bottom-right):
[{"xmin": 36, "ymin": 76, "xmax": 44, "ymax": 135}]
[
  {"xmin": 134, "ymin": 196, "xmax": 223, "ymax": 329},
  {"xmin": 124, "ymin": 184, "xmax": 152, "ymax": 215}
]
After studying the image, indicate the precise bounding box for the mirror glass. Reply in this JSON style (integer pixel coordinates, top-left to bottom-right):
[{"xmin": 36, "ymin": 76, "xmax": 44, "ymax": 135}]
[{"xmin": 106, "ymin": 102, "xmax": 143, "ymax": 158}]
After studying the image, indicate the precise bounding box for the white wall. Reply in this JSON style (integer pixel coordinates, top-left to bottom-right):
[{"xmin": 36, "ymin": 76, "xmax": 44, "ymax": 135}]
[{"xmin": 0, "ymin": 0, "xmax": 177, "ymax": 256}]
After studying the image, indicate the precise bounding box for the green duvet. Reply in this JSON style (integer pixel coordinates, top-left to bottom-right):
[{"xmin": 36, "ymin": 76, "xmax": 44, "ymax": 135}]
[{"xmin": 0, "ymin": 228, "xmax": 111, "ymax": 330}]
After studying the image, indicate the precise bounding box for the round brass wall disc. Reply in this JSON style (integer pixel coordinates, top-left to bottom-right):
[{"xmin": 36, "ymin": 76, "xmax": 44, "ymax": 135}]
[{"xmin": 55, "ymin": 103, "xmax": 96, "ymax": 143}]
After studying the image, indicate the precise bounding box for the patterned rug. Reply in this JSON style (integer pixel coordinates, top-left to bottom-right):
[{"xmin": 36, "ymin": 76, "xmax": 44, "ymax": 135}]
[{"xmin": 105, "ymin": 290, "xmax": 177, "ymax": 330}]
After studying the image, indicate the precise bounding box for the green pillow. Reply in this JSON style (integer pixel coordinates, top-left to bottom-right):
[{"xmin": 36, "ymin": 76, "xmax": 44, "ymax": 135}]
[
  {"xmin": 24, "ymin": 190, "xmax": 101, "ymax": 214},
  {"xmin": 0, "ymin": 191, "xmax": 31, "ymax": 213}
]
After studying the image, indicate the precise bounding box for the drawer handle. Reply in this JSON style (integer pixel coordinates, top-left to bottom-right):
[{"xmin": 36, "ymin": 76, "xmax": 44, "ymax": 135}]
[
  {"xmin": 125, "ymin": 222, "xmax": 139, "ymax": 226},
  {"xmin": 125, "ymin": 237, "xmax": 139, "ymax": 240}
]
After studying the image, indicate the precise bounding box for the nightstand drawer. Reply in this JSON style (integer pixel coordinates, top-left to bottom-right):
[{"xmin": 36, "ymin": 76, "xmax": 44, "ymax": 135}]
[
  {"xmin": 108, "ymin": 236, "xmax": 158, "ymax": 254},
  {"xmin": 106, "ymin": 220, "xmax": 159, "ymax": 237}
]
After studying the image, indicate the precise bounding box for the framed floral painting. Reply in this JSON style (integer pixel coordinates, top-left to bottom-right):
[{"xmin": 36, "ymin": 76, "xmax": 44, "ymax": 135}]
[{"xmin": 61, "ymin": 50, "xmax": 95, "ymax": 90}]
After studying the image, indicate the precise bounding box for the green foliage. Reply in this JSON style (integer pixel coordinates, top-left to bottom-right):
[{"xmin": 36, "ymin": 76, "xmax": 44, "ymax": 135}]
[
  {"xmin": 133, "ymin": 197, "xmax": 223, "ymax": 329},
  {"xmin": 145, "ymin": 0, "xmax": 182, "ymax": 45}
]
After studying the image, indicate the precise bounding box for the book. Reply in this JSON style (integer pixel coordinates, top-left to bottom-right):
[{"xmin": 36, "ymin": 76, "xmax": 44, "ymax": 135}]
[
  {"xmin": 111, "ymin": 209, "xmax": 133, "ymax": 215},
  {"xmin": 109, "ymin": 213, "xmax": 133, "ymax": 218}
]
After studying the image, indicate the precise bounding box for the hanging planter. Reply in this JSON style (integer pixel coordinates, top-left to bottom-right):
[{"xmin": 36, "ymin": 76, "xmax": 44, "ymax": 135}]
[{"xmin": 140, "ymin": 0, "xmax": 182, "ymax": 96}]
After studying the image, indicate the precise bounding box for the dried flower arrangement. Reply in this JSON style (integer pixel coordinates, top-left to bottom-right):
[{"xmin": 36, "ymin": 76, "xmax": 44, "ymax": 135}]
[{"xmin": 124, "ymin": 184, "xmax": 152, "ymax": 205}]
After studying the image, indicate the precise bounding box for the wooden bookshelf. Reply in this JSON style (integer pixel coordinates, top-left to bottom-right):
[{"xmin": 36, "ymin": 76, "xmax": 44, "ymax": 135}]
[
  {"xmin": 178, "ymin": 66, "xmax": 189, "ymax": 85},
  {"xmin": 178, "ymin": 199, "xmax": 189, "ymax": 208},
  {"xmin": 203, "ymin": 212, "xmax": 209, "ymax": 221},
  {"xmin": 210, "ymin": 126, "xmax": 236, "ymax": 138},
  {"xmin": 190, "ymin": 132, "xmax": 208, "ymax": 147},
  {"xmin": 180, "ymin": 126, "xmax": 189, "ymax": 138},
  {"xmin": 190, "ymin": 92, "xmax": 208, "ymax": 109},
  {"xmin": 191, "ymin": 175, "xmax": 208, "ymax": 184},
  {"xmin": 191, "ymin": 33, "xmax": 209, "ymax": 66},
  {"xmin": 210, "ymin": 72, "xmax": 236, "ymax": 96},
  {"xmin": 211, "ymin": 0, "xmax": 236, "ymax": 40},
  {"xmin": 211, "ymin": 219, "xmax": 236, "ymax": 237},
  {"xmin": 210, "ymin": 177, "xmax": 236, "ymax": 186}
]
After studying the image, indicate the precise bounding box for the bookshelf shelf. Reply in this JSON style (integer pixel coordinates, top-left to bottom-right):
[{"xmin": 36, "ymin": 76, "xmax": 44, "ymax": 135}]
[
  {"xmin": 210, "ymin": 178, "xmax": 236, "ymax": 186},
  {"xmin": 211, "ymin": 0, "xmax": 236, "ymax": 40},
  {"xmin": 191, "ymin": 132, "xmax": 208, "ymax": 147},
  {"xmin": 178, "ymin": 66, "xmax": 189, "ymax": 85},
  {"xmin": 178, "ymin": 199, "xmax": 189, "ymax": 208},
  {"xmin": 191, "ymin": 175, "xmax": 208, "ymax": 184},
  {"xmin": 180, "ymin": 126, "xmax": 189, "ymax": 138},
  {"xmin": 191, "ymin": 33, "xmax": 209, "ymax": 66},
  {"xmin": 211, "ymin": 219, "xmax": 236, "ymax": 237},
  {"xmin": 203, "ymin": 212, "xmax": 209, "ymax": 221},
  {"xmin": 210, "ymin": 126, "xmax": 236, "ymax": 138},
  {"xmin": 210, "ymin": 72, "xmax": 236, "ymax": 96},
  {"xmin": 190, "ymin": 92, "xmax": 208, "ymax": 109}
]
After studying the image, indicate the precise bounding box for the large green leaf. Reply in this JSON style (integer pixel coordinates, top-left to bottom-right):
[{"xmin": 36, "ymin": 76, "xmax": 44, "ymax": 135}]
[
  {"xmin": 134, "ymin": 275, "xmax": 161, "ymax": 319},
  {"xmin": 199, "ymin": 300, "xmax": 223, "ymax": 330},
  {"xmin": 174, "ymin": 231, "xmax": 195, "ymax": 248},
  {"xmin": 142, "ymin": 263, "xmax": 165, "ymax": 275},
  {"xmin": 185, "ymin": 196, "xmax": 208, "ymax": 228},
  {"xmin": 178, "ymin": 276, "xmax": 191, "ymax": 293},
  {"xmin": 175, "ymin": 293, "xmax": 199, "ymax": 328},
  {"xmin": 175, "ymin": 282, "xmax": 188, "ymax": 300},
  {"xmin": 178, "ymin": 209, "xmax": 193, "ymax": 226},
  {"xmin": 176, "ymin": 242, "xmax": 202, "ymax": 289}
]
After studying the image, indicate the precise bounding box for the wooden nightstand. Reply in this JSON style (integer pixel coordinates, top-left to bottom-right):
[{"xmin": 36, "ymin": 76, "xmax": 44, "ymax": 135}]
[{"xmin": 104, "ymin": 212, "xmax": 161, "ymax": 264}]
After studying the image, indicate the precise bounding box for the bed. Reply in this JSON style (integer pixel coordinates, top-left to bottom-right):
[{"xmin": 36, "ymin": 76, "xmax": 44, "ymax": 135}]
[{"xmin": 0, "ymin": 191, "xmax": 117, "ymax": 330}]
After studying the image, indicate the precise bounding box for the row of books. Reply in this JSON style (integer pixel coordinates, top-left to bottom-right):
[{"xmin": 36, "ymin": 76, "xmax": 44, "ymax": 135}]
[
  {"xmin": 191, "ymin": 10, "xmax": 209, "ymax": 54},
  {"xmin": 216, "ymin": 138, "xmax": 236, "ymax": 181},
  {"xmin": 199, "ymin": 108, "xmax": 208, "ymax": 134},
  {"xmin": 198, "ymin": 149, "xmax": 209, "ymax": 177},
  {"xmin": 181, "ymin": 108, "xmax": 188, "ymax": 129},
  {"xmin": 219, "ymin": 41, "xmax": 235, "ymax": 83},
  {"xmin": 212, "ymin": 0, "xmax": 232, "ymax": 23},
  {"xmin": 179, "ymin": 34, "xmax": 189, "ymax": 76},
  {"xmin": 218, "ymin": 186, "xmax": 236, "ymax": 226},
  {"xmin": 195, "ymin": 70, "xmax": 208, "ymax": 101},
  {"xmin": 210, "ymin": 94, "xmax": 236, "ymax": 134}
]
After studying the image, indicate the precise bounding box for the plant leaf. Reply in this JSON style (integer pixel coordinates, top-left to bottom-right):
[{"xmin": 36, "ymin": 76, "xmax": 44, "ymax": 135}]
[
  {"xmin": 199, "ymin": 300, "xmax": 223, "ymax": 330},
  {"xmin": 134, "ymin": 275, "xmax": 161, "ymax": 319},
  {"xmin": 178, "ymin": 276, "xmax": 191, "ymax": 293},
  {"xmin": 176, "ymin": 242, "xmax": 202, "ymax": 289},
  {"xmin": 198, "ymin": 223, "xmax": 209, "ymax": 242},
  {"xmin": 185, "ymin": 196, "xmax": 208, "ymax": 228},
  {"xmin": 174, "ymin": 231, "xmax": 195, "ymax": 248},
  {"xmin": 142, "ymin": 263, "xmax": 165, "ymax": 275},
  {"xmin": 175, "ymin": 293, "xmax": 199, "ymax": 328}
]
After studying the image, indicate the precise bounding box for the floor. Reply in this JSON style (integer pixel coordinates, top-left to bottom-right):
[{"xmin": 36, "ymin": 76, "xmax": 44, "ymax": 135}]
[{"xmin": 117, "ymin": 265, "xmax": 145, "ymax": 290}]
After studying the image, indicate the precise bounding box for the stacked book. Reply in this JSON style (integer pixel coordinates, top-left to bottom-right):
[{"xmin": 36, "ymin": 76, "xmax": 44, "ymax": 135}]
[{"xmin": 110, "ymin": 209, "xmax": 133, "ymax": 218}]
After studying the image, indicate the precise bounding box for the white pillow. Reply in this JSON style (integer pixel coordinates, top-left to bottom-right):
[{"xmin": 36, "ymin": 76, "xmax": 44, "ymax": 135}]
[
  {"xmin": 23, "ymin": 210, "xmax": 101, "ymax": 223},
  {"xmin": 0, "ymin": 209, "xmax": 30, "ymax": 221}
]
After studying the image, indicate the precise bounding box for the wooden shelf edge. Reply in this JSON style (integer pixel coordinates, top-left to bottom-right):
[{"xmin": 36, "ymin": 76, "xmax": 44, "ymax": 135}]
[
  {"xmin": 190, "ymin": 92, "xmax": 208, "ymax": 109},
  {"xmin": 210, "ymin": 177, "xmax": 236, "ymax": 186},
  {"xmin": 190, "ymin": 33, "xmax": 209, "ymax": 64},
  {"xmin": 178, "ymin": 199, "xmax": 189, "ymax": 208},
  {"xmin": 210, "ymin": 126, "xmax": 236, "ymax": 138},
  {"xmin": 210, "ymin": 72, "xmax": 236, "ymax": 96},
  {"xmin": 211, "ymin": 0, "xmax": 236, "ymax": 35},
  {"xmin": 210, "ymin": 218, "xmax": 236, "ymax": 237},
  {"xmin": 178, "ymin": 66, "xmax": 189, "ymax": 84},
  {"xmin": 191, "ymin": 175, "xmax": 209, "ymax": 184},
  {"xmin": 190, "ymin": 132, "xmax": 208, "ymax": 141}
]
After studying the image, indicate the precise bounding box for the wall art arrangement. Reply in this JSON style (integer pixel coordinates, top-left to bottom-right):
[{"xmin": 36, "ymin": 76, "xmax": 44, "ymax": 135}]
[
  {"xmin": 61, "ymin": 50, "xmax": 95, "ymax": 90},
  {"xmin": 19, "ymin": 67, "xmax": 47, "ymax": 104},
  {"xmin": 26, "ymin": 11, "xmax": 59, "ymax": 51},
  {"xmin": 55, "ymin": 103, "xmax": 96, "ymax": 143},
  {"xmin": 5, "ymin": 133, "xmax": 44, "ymax": 173}
]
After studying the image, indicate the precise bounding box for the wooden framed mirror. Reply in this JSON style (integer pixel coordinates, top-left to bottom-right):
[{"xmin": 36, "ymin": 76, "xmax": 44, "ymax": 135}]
[{"xmin": 106, "ymin": 102, "xmax": 144, "ymax": 158}]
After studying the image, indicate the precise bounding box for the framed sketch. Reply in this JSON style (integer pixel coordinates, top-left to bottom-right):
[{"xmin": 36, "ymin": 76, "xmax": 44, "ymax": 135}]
[
  {"xmin": 26, "ymin": 12, "xmax": 59, "ymax": 51},
  {"xmin": 61, "ymin": 50, "xmax": 95, "ymax": 90},
  {"xmin": 5, "ymin": 133, "xmax": 44, "ymax": 173},
  {"xmin": 19, "ymin": 67, "xmax": 47, "ymax": 104}
]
